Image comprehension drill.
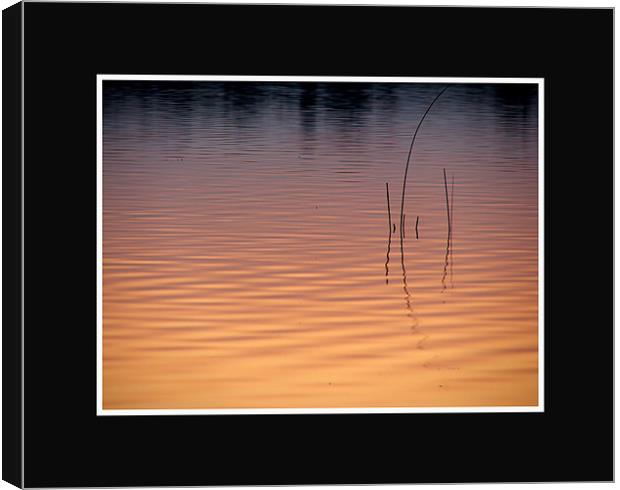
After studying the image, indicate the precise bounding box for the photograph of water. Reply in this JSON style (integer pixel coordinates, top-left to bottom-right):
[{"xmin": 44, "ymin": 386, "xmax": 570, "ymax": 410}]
[{"xmin": 100, "ymin": 78, "xmax": 540, "ymax": 411}]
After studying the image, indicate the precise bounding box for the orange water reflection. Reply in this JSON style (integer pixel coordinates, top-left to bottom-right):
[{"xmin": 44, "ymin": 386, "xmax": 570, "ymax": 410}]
[{"xmin": 102, "ymin": 82, "xmax": 538, "ymax": 409}]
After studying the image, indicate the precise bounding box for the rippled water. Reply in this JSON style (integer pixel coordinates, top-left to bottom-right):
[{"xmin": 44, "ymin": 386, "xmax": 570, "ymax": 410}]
[{"xmin": 102, "ymin": 81, "xmax": 539, "ymax": 409}]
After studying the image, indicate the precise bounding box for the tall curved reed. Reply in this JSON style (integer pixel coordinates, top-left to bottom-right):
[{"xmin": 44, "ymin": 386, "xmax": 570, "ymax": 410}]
[{"xmin": 398, "ymin": 85, "xmax": 450, "ymax": 236}]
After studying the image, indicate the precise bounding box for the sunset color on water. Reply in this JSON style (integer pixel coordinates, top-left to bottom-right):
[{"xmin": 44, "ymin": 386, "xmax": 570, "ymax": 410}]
[{"xmin": 101, "ymin": 80, "xmax": 540, "ymax": 410}]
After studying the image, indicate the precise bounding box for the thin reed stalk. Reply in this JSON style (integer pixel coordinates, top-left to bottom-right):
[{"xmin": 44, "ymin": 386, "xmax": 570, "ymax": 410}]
[
  {"xmin": 399, "ymin": 85, "xmax": 450, "ymax": 237},
  {"xmin": 385, "ymin": 182, "xmax": 392, "ymax": 234},
  {"xmin": 443, "ymin": 168, "xmax": 451, "ymax": 235}
]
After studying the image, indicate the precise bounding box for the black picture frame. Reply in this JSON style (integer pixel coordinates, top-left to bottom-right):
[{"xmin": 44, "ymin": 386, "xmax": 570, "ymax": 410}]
[{"xmin": 3, "ymin": 2, "xmax": 613, "ymax": 487}]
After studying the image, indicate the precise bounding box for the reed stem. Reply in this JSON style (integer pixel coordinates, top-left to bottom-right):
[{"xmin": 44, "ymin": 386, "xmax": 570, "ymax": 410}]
[
  {"xmin": 386, "ymin": 182, "xmax": 392, "ymax": 234},
  {"xmin": 443, "ymin": 168, "xmax": 451, "ymax": 235},
  {"xmin": 399, "ymin": 85, "xmax": 450, "ymax": 237}
]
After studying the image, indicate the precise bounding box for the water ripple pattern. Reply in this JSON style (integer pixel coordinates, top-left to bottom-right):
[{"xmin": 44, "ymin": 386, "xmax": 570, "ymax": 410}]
[{"xmin": 103, "ymin": 82, "xmax": 539, "ymax": 409}]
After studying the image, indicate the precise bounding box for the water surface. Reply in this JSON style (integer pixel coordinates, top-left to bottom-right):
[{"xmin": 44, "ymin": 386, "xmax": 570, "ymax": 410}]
[{"xmin": 102, "ymin": 81, "xmax": 539, "ymax": 409}]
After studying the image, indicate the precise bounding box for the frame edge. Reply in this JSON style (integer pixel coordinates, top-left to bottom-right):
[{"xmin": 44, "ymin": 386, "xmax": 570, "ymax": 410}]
[{"xmin": 2, "ymin": 1, "xmax": 24, "ymax": 488}]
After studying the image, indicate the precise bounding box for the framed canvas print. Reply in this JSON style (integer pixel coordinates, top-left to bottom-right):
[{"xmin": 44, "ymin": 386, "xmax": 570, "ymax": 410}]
[{"xmin": 3, "ymin": 2, "xmax": 613, "ymax": 487}]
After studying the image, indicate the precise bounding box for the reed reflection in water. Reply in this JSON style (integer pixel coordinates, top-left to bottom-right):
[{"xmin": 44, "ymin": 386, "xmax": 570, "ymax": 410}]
[{"xmin": 102, "ymin": 81, "xmax": 539, "ymax": 409}]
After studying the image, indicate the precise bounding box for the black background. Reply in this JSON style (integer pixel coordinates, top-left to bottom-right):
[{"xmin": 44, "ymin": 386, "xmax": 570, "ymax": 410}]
[{"xmin": 22, "ymin": 4, "xmax": 612, "ymax": 487}]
